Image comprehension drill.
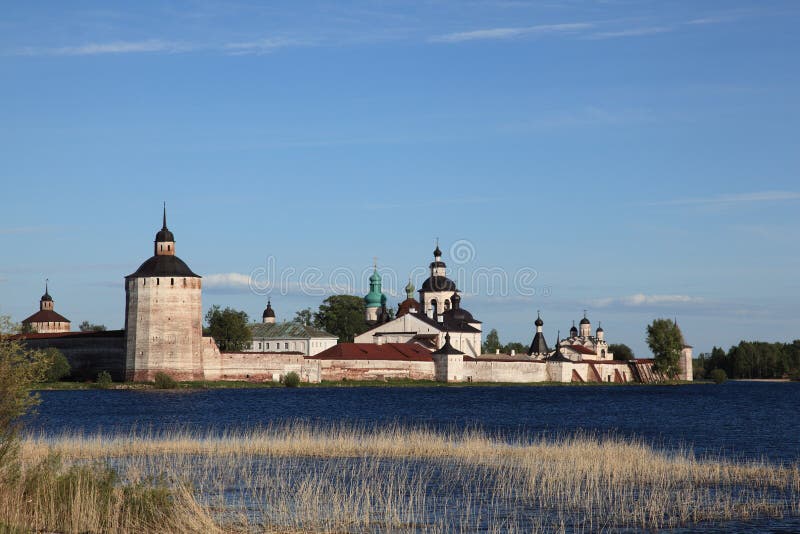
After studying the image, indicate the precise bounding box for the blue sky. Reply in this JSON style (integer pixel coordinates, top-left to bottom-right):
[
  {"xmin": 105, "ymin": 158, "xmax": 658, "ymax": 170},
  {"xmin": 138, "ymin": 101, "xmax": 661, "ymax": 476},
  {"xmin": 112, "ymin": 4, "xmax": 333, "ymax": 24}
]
[{"xmin": 1, "ymin": 0, "xmax": 798, "ymax": 357}]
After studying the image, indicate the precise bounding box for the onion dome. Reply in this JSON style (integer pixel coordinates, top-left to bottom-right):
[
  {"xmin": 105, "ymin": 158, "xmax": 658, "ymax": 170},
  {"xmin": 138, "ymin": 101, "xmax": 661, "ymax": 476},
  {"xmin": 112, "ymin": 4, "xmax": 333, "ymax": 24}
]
[
  {"xmin": 569, "ymin": 321, "xmax": 578, "ymax": 336},
  {"xmin": 433, "ymin": 243, "xmax": 442, "ymax": 258},
  {"xmin": 420, "ymin": 276, "xmax": 457, "ymax": 292},
  {"xmin": 451, "ymin": 291, "xmax": 461, "ymax": 308},
  {"xmin": 580, "ymin": 316, "xmax": 590, "ymax": 325},
  {"xmin": 405, "ymin": 279, "xmax": 415, "ymax": 299},
  {"xmin": 155, "ymin": 204, "xmax": 174, "ymax": 243},
  {"xmin": 596, "ymin": 325, "xmax": 604, "ymax": 333},
  {"xmin": 262, "ymin": 300, "xmax": 275, "ymax": 319},
  {"xmin": 364, "ymin": 267, "xmax": 384, "ymax": 308},
  {"xmin": 41, "ymin": 281, "xmax": 53, "ymax": 302},
  {"xmin": 534, "ymin": 311, "xmax": 543, "ymax": 327}
]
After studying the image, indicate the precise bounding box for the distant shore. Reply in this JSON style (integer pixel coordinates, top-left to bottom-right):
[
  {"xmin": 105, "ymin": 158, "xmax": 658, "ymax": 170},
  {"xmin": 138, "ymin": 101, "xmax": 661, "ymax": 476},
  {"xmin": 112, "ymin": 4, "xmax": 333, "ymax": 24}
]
[{"xmin": 35, "ymin": 378, "xmax": 705, "ymax": 391}]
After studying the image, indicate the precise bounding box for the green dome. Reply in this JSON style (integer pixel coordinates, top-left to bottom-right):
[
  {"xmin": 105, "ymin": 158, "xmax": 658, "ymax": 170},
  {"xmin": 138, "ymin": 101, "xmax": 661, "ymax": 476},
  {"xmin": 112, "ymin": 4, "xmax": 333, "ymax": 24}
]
[{"xmin": 365, "ymin": 267, "xmax": 384, "ymax": 308}]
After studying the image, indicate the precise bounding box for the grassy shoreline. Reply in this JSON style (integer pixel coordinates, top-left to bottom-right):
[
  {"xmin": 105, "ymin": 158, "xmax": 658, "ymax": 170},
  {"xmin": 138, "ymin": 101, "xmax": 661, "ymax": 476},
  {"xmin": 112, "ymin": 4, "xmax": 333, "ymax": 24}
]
[
  {"xmin": 35, "ymin": 378, "xmax": 703, "ymax": 391},
  {"xmin": 10, "ymin": 423, "xmax": 800, "ymax": 533}
]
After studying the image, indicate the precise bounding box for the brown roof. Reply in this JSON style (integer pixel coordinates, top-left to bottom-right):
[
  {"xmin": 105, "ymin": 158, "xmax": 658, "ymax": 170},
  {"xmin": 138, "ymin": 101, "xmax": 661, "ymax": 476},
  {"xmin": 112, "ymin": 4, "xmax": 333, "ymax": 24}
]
[
  {"xmin": 396, "ymin": 297, "xmax": 421, "ymax": 317},
  {"xmin": 21, "ymin": 309, "xmax": 70, "ymax": 325},
  {"xmin": 309, "ymin": 343, "xmax": 433, "ymax": 362},
  {"xmin": 566, "ymin": 344, "xmax": 597, "ymax": 355}
]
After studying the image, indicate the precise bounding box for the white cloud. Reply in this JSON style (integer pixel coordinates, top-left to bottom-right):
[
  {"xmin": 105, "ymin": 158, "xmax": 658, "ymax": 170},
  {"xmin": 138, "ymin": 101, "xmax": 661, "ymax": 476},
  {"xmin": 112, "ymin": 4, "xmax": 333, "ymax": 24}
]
[
  {"xmin": 431, "ymin": 22, "xmax": 593, "ymax": 43},
  {"xmin": 223, "ymin": 37, "xmax": 310, "ymax": 55},
  {"xmin": 204, "ymin": 272, "xmax": 253, "ymax": 289},
  {"xmin": 593, "ymin": 294, "xmax": 704, "ymax": 308},
  {"xmin": 589, "ymin": 26, "xmax": 673, "ymax": 39},
  {"xmin": 650, "ymin": 191, "xmax": 800, "ymax": 206},
  {"xmin": 17, "ymin": 39, "xmax": 189, "ymax": 56}
]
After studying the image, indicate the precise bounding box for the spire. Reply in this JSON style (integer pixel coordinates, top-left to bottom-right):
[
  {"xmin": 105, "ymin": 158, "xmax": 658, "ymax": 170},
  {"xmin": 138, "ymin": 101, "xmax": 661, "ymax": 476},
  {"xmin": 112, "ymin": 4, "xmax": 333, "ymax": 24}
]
[{"xmin": 162, "ymin": 202, "xmax": 168, "ymax": 230}]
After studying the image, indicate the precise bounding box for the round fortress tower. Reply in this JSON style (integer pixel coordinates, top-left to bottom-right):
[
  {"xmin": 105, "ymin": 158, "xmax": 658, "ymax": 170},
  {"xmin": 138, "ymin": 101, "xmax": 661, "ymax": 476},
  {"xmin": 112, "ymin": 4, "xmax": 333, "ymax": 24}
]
[{"xmin": 124, "ymin": 206, "xmax": 203, "ymax": 381}]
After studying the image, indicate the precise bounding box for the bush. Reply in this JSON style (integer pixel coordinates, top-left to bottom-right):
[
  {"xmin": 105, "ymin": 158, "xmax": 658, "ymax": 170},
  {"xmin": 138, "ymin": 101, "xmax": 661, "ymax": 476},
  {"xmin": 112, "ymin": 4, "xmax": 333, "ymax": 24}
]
[
  {"xmin": 153, "ymin": 372, "xmax": 178, "ymax": 389},
  {"xmin": 710, "ymin": 368, "xmax": 727, "ymax": 384},
  {"xmin": 283, "ymin": 371, "xmax": 301, "ymax": 388},
  {"xmin": 42, "ymin": 348, "xmax": 71, "ymax": 382},
  {"xmin": 95, "ymin": 371, "xmax": 113, "ymax": 389}
]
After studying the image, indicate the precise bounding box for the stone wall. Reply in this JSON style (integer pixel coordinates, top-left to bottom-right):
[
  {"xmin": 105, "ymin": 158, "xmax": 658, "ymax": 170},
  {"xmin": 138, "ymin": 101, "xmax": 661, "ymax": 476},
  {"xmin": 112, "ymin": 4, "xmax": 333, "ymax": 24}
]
[
  {"xmin": 20, "ymin": 331, "xmax": 126, "ymax": 381},
  {"xmin": 125, "ymin": 276, "xmax": 204, "ymax": 381},
  {"xmin": 315, "ymin": 358, "xmax": 434, "ymax": 381}
]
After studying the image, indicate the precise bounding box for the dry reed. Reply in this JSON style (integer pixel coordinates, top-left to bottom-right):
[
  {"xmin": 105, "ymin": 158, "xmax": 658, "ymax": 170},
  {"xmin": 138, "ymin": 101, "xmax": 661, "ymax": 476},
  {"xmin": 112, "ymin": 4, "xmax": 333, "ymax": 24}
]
[{"xmin": 14, "ymin": 423, "xmax": 800, "ymax": 532}]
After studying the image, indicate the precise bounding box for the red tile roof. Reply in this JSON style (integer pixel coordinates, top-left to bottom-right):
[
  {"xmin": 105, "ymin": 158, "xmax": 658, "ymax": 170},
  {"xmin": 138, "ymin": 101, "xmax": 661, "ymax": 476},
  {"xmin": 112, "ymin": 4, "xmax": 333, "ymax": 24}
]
[
  {"xmin": 309, "ymin": 343, "xmax": 433, "ymax": 362},
  {"xmin": 21, "ymin": 309, "xmax": 70, "ymax": 325}
]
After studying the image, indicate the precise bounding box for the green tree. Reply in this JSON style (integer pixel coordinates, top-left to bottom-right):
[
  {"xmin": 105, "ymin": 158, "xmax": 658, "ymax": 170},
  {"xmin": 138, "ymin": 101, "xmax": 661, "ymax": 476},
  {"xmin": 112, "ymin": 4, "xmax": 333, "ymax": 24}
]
[
  {"xmin": 482, "ymin": 329, "xmax": 501, "ymax": 353},
  {"xmin": 78, "ymin": 321, "xmax": 106, "ymax": 332},
  {"xmin": 283, "ymin": 371, "xmax": 301, "ymax": 388},
  {"xmin": 710, "ymin": 368, "xmax": 728, "ymax": 384},
  {"xmin": 646, "ymin": 318, "xmax": 683, "ymax": 377},
  {"xmin": 204, "ymin": 305, "xmax": 252, "ymax": 352},
  {"xmin": 608, "ymin": 343, "xmax": 635, "ymax": 361},
  {"xmin": 0, "ymin": 316, "xmax": 52, "ymax": 465},
  {"xmin": 292, "ymin": 308, "xmax": 314, "ymax": 326},
  {"xmin": 41, "ymin": 347, "xmax": 71, "ymax": 382},
  {"xmin": 313, "ymin": 295, "xmax": 368, "ymax": 342},
  {"xmin": 502, "ymin": 342, "xmax": 527, "ymax": 355}
]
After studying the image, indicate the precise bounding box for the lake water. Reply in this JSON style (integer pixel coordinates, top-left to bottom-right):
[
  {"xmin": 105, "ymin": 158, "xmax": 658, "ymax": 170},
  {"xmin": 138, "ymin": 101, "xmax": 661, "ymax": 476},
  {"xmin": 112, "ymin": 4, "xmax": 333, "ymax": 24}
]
[{"xmin": 27, "ymin": 381, "xmax": 800, "ymax": 464}]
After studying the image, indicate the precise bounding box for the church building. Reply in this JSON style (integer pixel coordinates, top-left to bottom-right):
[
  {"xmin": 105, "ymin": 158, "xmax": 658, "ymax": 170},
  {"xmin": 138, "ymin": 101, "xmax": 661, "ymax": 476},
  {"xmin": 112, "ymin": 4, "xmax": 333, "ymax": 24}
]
[
  {"xmin": 245, "ymin": 300, "xmax": 338, "ymax": 356},
  {"xmin": 354, "ymin": 243, "xmax": 483, "ymax": 357},
  {"xmin": 21, "ymin": 281, "xmax": 71, "ymax": 333}
]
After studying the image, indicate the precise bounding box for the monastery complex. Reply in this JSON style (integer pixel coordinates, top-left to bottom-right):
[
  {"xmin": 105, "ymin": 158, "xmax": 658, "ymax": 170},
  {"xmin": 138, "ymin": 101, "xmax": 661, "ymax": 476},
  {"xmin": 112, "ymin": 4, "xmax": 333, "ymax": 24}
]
[{"xmin": 15, "ymin": 209, "xmax": 692, "ymax": 384}]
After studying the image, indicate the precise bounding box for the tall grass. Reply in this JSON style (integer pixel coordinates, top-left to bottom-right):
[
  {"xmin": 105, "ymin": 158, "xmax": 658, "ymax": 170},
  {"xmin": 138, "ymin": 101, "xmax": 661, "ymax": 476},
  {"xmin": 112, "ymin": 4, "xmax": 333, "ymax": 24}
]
[{"xmin": 16, "ymin": 424, "xmax": 800, "ymax": 532}]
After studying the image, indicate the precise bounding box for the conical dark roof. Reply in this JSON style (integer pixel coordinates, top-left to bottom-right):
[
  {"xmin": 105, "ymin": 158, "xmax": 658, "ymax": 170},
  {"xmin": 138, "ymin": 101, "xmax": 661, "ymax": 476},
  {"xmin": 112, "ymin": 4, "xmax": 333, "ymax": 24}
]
[{"xmin": 432, "ymin": 332, "xmax": 463, "ymax": 356}]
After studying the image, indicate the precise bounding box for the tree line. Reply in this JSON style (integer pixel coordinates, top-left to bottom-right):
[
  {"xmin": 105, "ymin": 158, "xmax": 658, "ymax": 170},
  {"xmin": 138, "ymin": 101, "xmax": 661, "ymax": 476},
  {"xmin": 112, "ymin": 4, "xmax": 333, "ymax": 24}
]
[{"xmin": 696, "ymin": 340, "xmax": 800, "ymax": 380}]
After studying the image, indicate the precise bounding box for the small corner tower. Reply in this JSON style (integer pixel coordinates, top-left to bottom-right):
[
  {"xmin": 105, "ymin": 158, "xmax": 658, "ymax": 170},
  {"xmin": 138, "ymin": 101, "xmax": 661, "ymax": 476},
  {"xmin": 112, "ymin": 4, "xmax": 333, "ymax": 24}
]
[
  {"xmin": 431, "ymin": 331, "xmax": 464, "ymax": 382},
  {"xmin": 527, "ymin": 311, "xmax": 549, "ymax": 357},
  {"xmin": 262, "ymin": 300, "xmax": 276, "ymax": 324},
  {"xmin": 125, "ymin": 205, "xmax": 203, "ymax": 382},
  {"xmin": 21, "ymin": 280, "xmax": 71, "ymax": 333}
]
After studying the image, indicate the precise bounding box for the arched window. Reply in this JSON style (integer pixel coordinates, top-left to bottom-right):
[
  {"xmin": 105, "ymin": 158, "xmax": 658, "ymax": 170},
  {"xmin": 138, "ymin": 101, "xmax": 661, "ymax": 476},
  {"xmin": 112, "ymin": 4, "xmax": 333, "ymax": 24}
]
[{"xmin": 431, "ymin": 299, "xmax": 438, "ymax": 316}]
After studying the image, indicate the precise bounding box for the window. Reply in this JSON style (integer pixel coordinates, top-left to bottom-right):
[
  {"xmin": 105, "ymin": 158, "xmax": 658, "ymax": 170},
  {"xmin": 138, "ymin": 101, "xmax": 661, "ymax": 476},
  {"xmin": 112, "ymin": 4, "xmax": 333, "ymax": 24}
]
[
  {"xmin": 266, "ymin": 343, "xmax": 270, "ymax": 349},
  {"xmin": 171, "ymin": 278, "xmax": 174, "ymax": 286},
  {"xmin": 284, "ymin": 342, "xmax": 289, "ymax": 349},
  {"xmin": 156, "ymin": 278, "xmax": 160, "ymax": 285}
]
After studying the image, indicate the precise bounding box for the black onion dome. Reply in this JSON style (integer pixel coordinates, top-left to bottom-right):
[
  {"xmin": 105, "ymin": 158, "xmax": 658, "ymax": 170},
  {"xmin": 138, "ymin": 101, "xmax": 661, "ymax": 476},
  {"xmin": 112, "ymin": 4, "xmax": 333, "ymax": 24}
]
[
  {"xmin": 155, "ymin": 227, "xmax": 174, "ymax": 242},
  {"xmin": 580, "ymin": 316, "xmax": 590, "ymax": 325},
  {"xmin": 262, "ymin": 301, "xmax": 275, "ymax": 319},
  {"xmin": 41, "ymin": 291, "xmax": 53, "ymax": 302},
  {"xmin": 534, "ymin": 315, "xmax": 543, "ymax": 327},
  {"xmin": 596, "ymin": 326, "xmax": 604, "ymax": 332},
  {"xmin": 433, "ymin": 244, "xmax": 442, "ymax": 257},
  {"xmin": 420, "ymin": 276, "xmax": 457, "ymax": 292},
  {"xmin": 444, "ymin": 307, "xmax": 474, "ymax": 323},
  {"xmin": 127, "ymin": 255, "xmax": 200, "ymax": 278}
]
